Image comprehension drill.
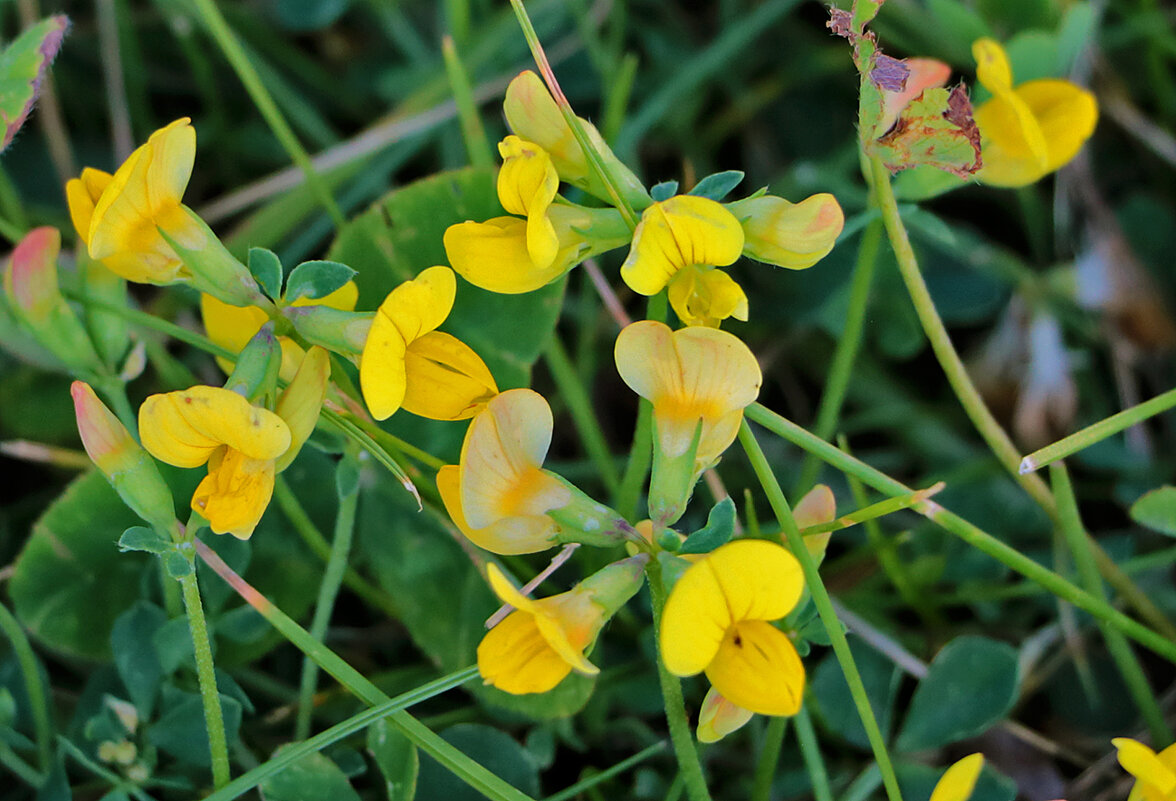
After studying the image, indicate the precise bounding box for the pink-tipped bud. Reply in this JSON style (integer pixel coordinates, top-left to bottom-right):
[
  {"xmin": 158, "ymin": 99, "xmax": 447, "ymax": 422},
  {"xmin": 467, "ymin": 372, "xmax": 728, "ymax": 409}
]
[
  {"xmin": 5, "ymin": 227, "xmax": 62, "ymax": 323},
  {"xmin": 72, "ymin": 381, "xmax": 176, "ymax": 531}
]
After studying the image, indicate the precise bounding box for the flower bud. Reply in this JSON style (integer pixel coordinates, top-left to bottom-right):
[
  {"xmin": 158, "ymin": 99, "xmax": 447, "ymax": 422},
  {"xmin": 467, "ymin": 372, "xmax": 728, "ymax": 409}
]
[
  {"xmin": 284, "ymin": 305, "xmax": 372, "ymax": 355},
  {"xmin": 72, "ymin": 381, "xmax": 176, "ymax": 532},
  {"xmin": 223, "ymin": 322, "xmax": 281, "ymax": 402},
  {"xmin": 727, "ymin": 193, "xmax": 844, "ymax": 270}
]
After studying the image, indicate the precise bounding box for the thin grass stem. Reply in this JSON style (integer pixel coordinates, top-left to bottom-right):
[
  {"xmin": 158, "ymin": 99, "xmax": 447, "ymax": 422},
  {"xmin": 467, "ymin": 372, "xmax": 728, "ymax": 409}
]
[
  {"xmin": 750, "ymin": 717, "xmax": 787, "ymax": 801},
  {"xmin": 0, "ymin": 601, "xmax": 51, "ymax": 772},
  {"xmin": 794, "ymin": 707, "xmax": 833, "ymax": 801},
  {"xmin": 442, "ymin": 35, "xmax": 494, "ymax": 169}
]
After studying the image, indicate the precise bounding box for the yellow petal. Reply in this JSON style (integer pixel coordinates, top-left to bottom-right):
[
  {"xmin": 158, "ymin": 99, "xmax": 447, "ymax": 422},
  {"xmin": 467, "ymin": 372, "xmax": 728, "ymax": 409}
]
[
  {"xmin": 972, "ymin": 38, "xmax": 1013, "ymax": 93},
  {"xmin": 142, "ymin": 118, "xmax": 196, "ymax": 214},
  {"xmin": 660, "ymin": 539, "xmax": 805, "ymax": 677},
  {"xmin": 382, "ymin": 265, "xmax": 456, "ymax": 345},
  {"xmin": 458, "ymin": 389, "xmax": 571, "ymax": 530},
  {"xmin": 291, "ymin": 279, "xmax": 359, "ymax": 312},
  {"xmin": 697, "ymin": 686, "xmax": 754, "ymax": 743},
  {"xmin": 401, "ymin": 331, "xmax": 499, "ymax": 420},
  {"xmin": 929, "ymin": 753, "xmax": 984, "ymax": 801},
  {"xmin": 974, "ymin": 93, "xmax": 1050, "ymax": 187},
  {"xmin": 192, "ymin": 447, "xmax": 275, "ymax": 540},
  {"xmin": 614, "ymin": 321, "xmax": 762, "ymax": 463},
  {"xmin": 437, "ymin": 465, "xmax": 560, "ymax": 554},
  {"xmin": 274, "ymin": 346, "xmax": 330, "ymax": 472},
  {"xmin": 477, "ymin": 609, "xmax": 574, "ymax": 694},
  {"xmin": 201, "ymin": 293, "xmax": 271, "ymax": 356},
  {"xmin": 620, "ymin": 196, "xmax": 745, "ymax": 296},
  {"xmin": 497, "ymin": 136, "xmax": 560, "ymax": 270},
  {"xmin": 140, "ymin": 386, "xmax": 291, "ymax": 467},
  {"xmin": 444, "ymin": 214, "xmax": 582, "ymax": 294},
  {"xmin": 667, "ymin": 266, "xmax": 749, "ymax": 328},
  {"xmin": 359, "ymin": 301, "xmax": 409, "ymax": 421},
  {"xmin": 1115, "ymin": 738, "xmax": 1176, "ymax": 798},
  {"xmin": 1017, "ymin": 79, "xmax": 1098, "ymax": 174},
  {"xmin": 705, "ymin": 620, "xmax": 805, "ymax": 716},
  {"xmin": 734, "ymin": 193, "xmax": 845, "ymax": 270},
  {"xmin": 65, "ymin": 168, "xmax": 112, "ymax": 246}
]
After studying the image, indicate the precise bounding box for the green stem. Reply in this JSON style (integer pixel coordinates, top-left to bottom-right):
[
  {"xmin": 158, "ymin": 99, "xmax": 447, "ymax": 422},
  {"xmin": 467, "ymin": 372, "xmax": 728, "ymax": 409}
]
[
  {"xmin": 177, "ymin": 561, "xmax": 231, "ymax": 788},
  {"xmin": 0, "ymin": 602, "xmax": 51, "ymax": 772},
  {"xmin": 194, "ymin": 539, "xmax": 537, "ymax": 801},
  {"xmin": 441, "ymin": 35, "xmax": 493, "ymax": 169},
  {"xmin": 542, "ymin": 742, "xmax": 668, "ymax": 801},
  {"xmin": 738, "ymin": 420, "xmax": 904, "ymax": 801},
  {"xmin": 507, "ymin": 0, "xmax": 639, "ymax": 228},
  {"xmin": 295, "ymin": 460, "xmax": 360, "ymax": 740},
  {"xmin": 750, "ymin": 717, "xmax": 787, "ymax": 801},
  {"xmin": 273, "ymin": 476, "xmax": 400, "ymax": 618},
  {"xmin": 794, "ymin": 707, "xmax": 833, "ymax": 801},
  {"xmin": 0, "ymin": 746, "xmax": 42, "ymax": 786},
  {"xmin": 866, "ymin": 155, "xmax": 1176, "ymax": 642},
  {"xmin": 188, "ymin": 0, "xmax": 343, "ymax": 226},
  {"xmin": 646, "ymin": 559, "xmax": 713, "ymax": 801},
  {"xmin": 545, "ymin": 335, "xmax": 620, "ymax": 495},
  {"xmin": 1050, "ymin": 463, "xmax": 1173, "ymax": 745},
  {"xmin": 745, "ymin": 403, "xmax": 1176, "ymax": 665},
  {"xmin": 795, "ymin": 218, "xmax": 881, "ymax": 495},
  {"xmin": 616, "ymin": 293, "xmax": 666, "ymax": 518},
  {"xmin": 1021, "ymin": 386, "xmax": 1176, "ymax": 473},
  {"xmin": 202, "ymin": 667, "xmax": 478, "ymax": 801}
]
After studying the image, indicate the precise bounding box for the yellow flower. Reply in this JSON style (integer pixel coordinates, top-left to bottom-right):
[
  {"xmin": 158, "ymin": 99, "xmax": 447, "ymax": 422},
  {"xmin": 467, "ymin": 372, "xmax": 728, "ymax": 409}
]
[
  {"xmin": 972, "ymin": 38, "xmax": 1097, "ymax": 187},
  {"xmin": 614, "ymin": 320, "xmax": 761, "ymax": 523},
  {"xmin": 439, "ymin": 388, "xmax": 630, "ymax": 554},
  {"xmin": 497, "ymin": 135, "xmax": 559, "ymax": 271},
  {"xmin": 727, "ymin": 193, "xmax": 844, "ymax": 271},
  {"xmin": 665, "ymin": 265, "xmax": 748, "ymax": 329},
  {"xmin": 696, "ymin": 686, "xmax": 754, "ymax": 743},
  {"xmin": 139, "ymin": 351, "xmax": 328, "ymax": 538},
  {"xmin": 477, "ymin": 556, "xmax": 646, "ymax": 694},
  {"xmin": 359, "ymin": 265, "xmax": 497, "ymax": 421},
  {"xmin": 930, "ymin": 754, "xmax": 985, "ymax": 801},
  {"xmin": 1114, "ymin": 737, "xmax": 1176, "ymax": 801},
  {"xmin": 201, "ymin": 281, "xmax": 358, "ymax": 381},
  {"xmin": 66, "ymin": 119, "xmax": 198, "ymax": 284},
  {"xmin": 620, "ymin": 196, "xmax": 745, "ymax": 327},
  {"xmin": 660, "ymin": 539, "xmax": 806, "ymax": 716}
]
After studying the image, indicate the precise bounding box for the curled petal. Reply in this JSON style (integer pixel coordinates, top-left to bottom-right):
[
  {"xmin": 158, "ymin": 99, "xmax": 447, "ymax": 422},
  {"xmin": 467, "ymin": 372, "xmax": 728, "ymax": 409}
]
[
  {"xmin": 667, "ymin": 266, "xmax": 749, "ymax": 328},
  {"xmin": 274, "ymin": 346, "xmax": 330, "ymax": 472},
  {"xmin": 140, "ymin": 386, "xmax": 291, "ymax": 467},
  {"xmin": 192, "ymin": 447, "xmax": 276, "ymax": 540},
  {"xmin": 486, "ymin": 564, "xmax": 597, "ymax": 676},
  {"xmin": 660, "ymin": 540, "xmax": 805, "ymax": 677},
  {"xmin": 929, "ymin": 754, "xmax": 984, "ymax": 801},
  {"xmin": 497, "ymin": 136, "xmax": 560, "ymax": 270},
  {"xmin": 620, "ymin": 196, "xmax": 744, "ymax": 296},
  {"xmin": 704, "ymin": 620, "xmax": 805, "ymax": 716},
  {"xmin": 444, "ymin": 213, "xmax": 585, "ymax": 294},
  {"xmin": 65, "ymin": 168, "xmax": 112, "ymax": 247},
  {"xmin": 477, "ymin": 608, "xmax": 576, "ymax": 694},
  {"xmin": 1115, "ymin": 738, "xmax": 1176, "ymax": 799},
  {"xmin": 402, "ymin": 331, "xmax": 498, "ymax": 421}
]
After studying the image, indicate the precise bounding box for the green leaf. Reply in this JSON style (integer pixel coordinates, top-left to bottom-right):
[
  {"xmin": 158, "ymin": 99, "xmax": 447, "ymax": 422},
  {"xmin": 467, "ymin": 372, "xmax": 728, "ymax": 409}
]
[
  {"xmin": 416, "ymin": 724, "xmax": 539, "ymax": 801},
  {"xmin": 870, "ymin": 87, "xmax": 982, "ymax": 179},
  {"xmin": 689, "ymin": 170, "xmax": 744, "ymax": 201},
  {"xmin": 810, "ymin": 636, "xmax": 900, "ymax": 750},
  {"xmin": 327, "ymin": 168, "xmax": 564, "ymax": 392},
  {"xmin": 117, "ymin": 526, "xmax": 173, "ymax": 554},
  {"xmin": 110, "ymin": 602, "xmax": 166, "ymax": 717},
  {"xmin": 148, "ymin": 690, "xmax": 242, "ymax": 766},
  {"xmin": 896, "ymin": 635, "xmax": 1020, "ymax": 752},
  {"xmin": 260, "ymin": 748, "xmax": 362, "ymax": 801},
  {"xmin": 163, "ymin": 550, "xmax": 193, "ymax": 579},
  {"xmin": 678, "ymin": 497, "xmax": 736, "ymax": 554},
  {"xmin": 925, "ymin": 0, "xmax": 992, "ymax": 63},
  {"xmin": 248, "ymin": 247, "xmax": 284, "ymax": 301},
  {"xmin": 1130, "ymin": 486, "xmax": 1176, "ymax": 537},
  {"xmin": 9, "ymin": 471, "xmax": 149, "ymax": 660},
  {"xmin": 284, "ymin": 260, "xmax": 356, "ymax": 302},
  {"xmin": 650, "ymin": 180, "xmax": 679, "ymax": 202},
  {"xmin": 0, "ymin": 15, "xmax": 68, "ymax": 151},
  {"xmin": 368, "ymin": 717, "xmax": 419, "ymax": 801}
]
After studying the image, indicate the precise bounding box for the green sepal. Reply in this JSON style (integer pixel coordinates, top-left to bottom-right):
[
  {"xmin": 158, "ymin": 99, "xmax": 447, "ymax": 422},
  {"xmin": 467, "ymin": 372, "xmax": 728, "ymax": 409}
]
[
  {"xmin": 546, "ymin": 474, "xmax": 632, "ymax": 548},
  {"xmin": 678, "ymin": 497, "xmax": 736, "ymax": 555},
  {"xmin": 650, "ymin": 181, "xmax": 678, "ymax": 202},
  {"xmin": 107, "ymin": 451, "xmax": 179, "ymax": 534},
  {"xmin": 689, "ymin": 170, "xmax": 743, "ymax": 202},
  {"xmin": 654, "ymin": 526, "xmax": 681, "ymax": 552},
  {"xmin": 156, "ymin": 207, "xmax": 268, "ymax": 308},
  {"xmin": 655, "ymin": 552, "xmax": 692, "ymax": 596},
  {"xmin": 283, "ymin": 306, "xmax": 372, "ymax": 355},
  {"xmin": 284, "ymin": 260, "xmax": 355, "ymax": 302},
  {"xmin": 223, "ymin": 322, "xmax": 281, "ymax": 402},
  {"xmin": 118, "ymin": 526, "xmax": 174, "ymax": 554},
  {"xmin": 647, "ymin": 416, "xmax": 704, "ymax": 527},
  {"xmin": 248, "ymin": 247, "xmax": 283, "ymax": 300}
]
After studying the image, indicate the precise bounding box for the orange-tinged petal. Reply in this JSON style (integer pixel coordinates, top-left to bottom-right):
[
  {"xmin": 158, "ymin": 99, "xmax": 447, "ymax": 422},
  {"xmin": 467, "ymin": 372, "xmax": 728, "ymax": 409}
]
[
  {"xmin": 192, "ymin": 447, "xmax": 275, "ymax": 539},
  {"xmin": 705, "ymin": 620, "xmax": 805, "ymax": 716},
  {"xmin": 477, "ymin": 608, "xmax": 575, "ymax": 694},
  {"xmin": 140, "ymin": 386, "xmax": 291, "ymax": 467},
  {"xmin": 929, "ymin": 754, "xmax": 984, "ymax": 801},
  {"xmin": 620, "ymin": 196, "xmax": 744, "ymax": 296},
  {"xmin": 401, "ymin": 331, "xmax": 498, "ymax": 420},
  {"xmin": 879, "ymin": 58, "xmax": 952, "ymax": 133},
  {"xmin": 733, "ymin": 193, "xmax": 844, "ymax": 270},
  {"xmin": 437, "ymin": 465, "xmax": 560, "ymax": 554},
  {"xmin": 660, "ymin": 540, "xmax": 804, "ymax": 676}
]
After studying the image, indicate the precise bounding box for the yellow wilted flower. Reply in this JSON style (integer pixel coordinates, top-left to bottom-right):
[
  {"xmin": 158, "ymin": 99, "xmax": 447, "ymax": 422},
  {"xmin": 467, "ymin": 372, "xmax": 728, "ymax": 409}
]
[
  {"xmin": 660, "ymin": 539, "xmax": 806, "ymax": 716},
  {"xmin": 438, "ymin": 388, "xmax": 632, "ymax": 554},
  {"xmin": 359, "ymin": 265, "xmax": 497, "ymax": 421},
  {"xmin": 201, "ymin": 281, "xmax": 358, "ymax": 381},
  {"xmin": 930, "ymin": 754, "xmax": 985, "ymax": 801},
  {"xmin": 139, "ymin": 349, "xmax": 329, "ymax": 539},
  {"xmin": 1114, "ymin": 737, "xmax": 1176, "ymax": 800},
  {"xmin": 66, "ymin": 119, "xmax": 197, "ymax": 285},
  {"xmin": 696, "ymin": 686, "xmax": 754, "ymax": 743},
  {"xmin": 972, "ymin": 38, "xmax": 1097, "ymax": 187},
  {"xmin": 620, "ymin": 195, "xmax": 745, "ymax": 327},
  {"xmin": 614, "ymin": 320, "xmax": 761, "ymax": 524},
  {"xmin": 477, "ymin": 556, "xmax": 647, "ymax": 694}
]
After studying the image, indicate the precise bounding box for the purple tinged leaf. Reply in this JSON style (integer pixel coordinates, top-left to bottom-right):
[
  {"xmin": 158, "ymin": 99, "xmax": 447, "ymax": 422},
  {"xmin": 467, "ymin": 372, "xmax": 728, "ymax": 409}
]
[{"xmin": 0, "ymin": 15, "xmax": 69, "ymax": 151}]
